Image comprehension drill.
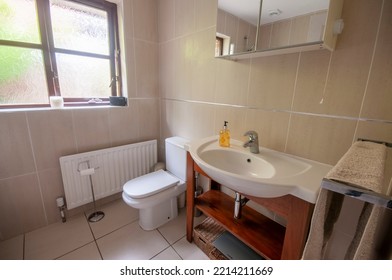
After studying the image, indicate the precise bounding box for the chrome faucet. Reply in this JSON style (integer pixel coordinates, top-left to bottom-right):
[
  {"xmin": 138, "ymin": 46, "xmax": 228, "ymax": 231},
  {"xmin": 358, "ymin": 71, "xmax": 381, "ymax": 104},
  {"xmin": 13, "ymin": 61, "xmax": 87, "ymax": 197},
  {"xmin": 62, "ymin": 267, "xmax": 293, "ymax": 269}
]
[{"xmin": 243, "ymin": 130, "xmax": 260, "ymax": 154}]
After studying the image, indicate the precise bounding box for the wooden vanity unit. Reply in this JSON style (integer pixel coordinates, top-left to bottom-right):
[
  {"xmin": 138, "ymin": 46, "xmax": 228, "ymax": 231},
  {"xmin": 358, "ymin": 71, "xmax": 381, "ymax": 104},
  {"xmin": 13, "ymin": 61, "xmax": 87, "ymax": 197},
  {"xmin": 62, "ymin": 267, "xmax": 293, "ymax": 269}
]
[{"xmin": 186, "ymin": 152, "xmax": 315, "ymax": 260}]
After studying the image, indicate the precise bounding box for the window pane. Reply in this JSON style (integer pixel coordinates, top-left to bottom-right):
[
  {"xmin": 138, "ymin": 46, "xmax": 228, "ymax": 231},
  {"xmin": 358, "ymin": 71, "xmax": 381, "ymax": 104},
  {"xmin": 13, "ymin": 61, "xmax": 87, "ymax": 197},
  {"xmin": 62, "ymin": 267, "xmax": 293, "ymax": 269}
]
[
  {"xmin": 0, "ymin": 0, "xmax": 41, "ymax": 44},
  {"xmin": 56, "ymin": 53, "xmax": 111, "ymax": 98},
  {"xmin": 50, "ymin": 0, "xmax": 109, "ymax": 55},
  {"xmin": 0, "ymin": 46, "xmax": 48, "ymax": 104}
]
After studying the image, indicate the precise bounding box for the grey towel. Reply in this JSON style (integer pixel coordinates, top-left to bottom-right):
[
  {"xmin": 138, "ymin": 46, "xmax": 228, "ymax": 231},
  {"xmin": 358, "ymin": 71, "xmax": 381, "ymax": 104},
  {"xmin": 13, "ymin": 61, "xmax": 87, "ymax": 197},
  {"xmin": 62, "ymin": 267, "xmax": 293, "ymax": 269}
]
[{"xmin": 302, "ymin": 141, "xmax": 387, "ymax": 260}]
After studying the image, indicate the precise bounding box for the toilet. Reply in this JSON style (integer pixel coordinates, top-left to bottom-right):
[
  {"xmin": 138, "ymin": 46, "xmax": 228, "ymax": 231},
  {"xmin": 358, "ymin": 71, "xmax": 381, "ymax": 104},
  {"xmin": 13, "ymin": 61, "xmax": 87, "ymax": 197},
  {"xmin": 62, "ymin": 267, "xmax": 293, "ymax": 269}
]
[{"xmin": 122, "ymin": 136, "xmax": 188, "ymax": 230}]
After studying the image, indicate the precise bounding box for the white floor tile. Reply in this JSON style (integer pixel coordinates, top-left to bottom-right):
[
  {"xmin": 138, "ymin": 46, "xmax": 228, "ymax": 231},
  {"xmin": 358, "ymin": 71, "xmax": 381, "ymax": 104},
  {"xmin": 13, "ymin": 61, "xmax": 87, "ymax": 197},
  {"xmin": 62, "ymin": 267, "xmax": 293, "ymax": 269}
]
[
  {"xmin": 57, "ymin": 242, "xmax": 102, "ymax": 260},
  {"xmin": 172, "ymin": 236, "xmax": 209, "ymax": 260},
  {"xmin": 151, "ymin": 246, "xmax": 182, "ymax": 260},
  {"xmin": 97, "ymin": 220, "xmax": 170, "ymax": 260},
  {"xmin": 87, "ymin": 199, "xmax": 139, "ymax": 239},
  {"xmin": 158, "ymin": 208, "xmax": 187, "ymax": 245},
  {"xmin": 25, "ymin": 214, "xmax": 94, "ymax": 260},
  {"xmin": 0, "ymin": 235, "xmax": 23, "ymax": 260},
  {"xmin": 158, "ymin": 208, "xmax": 206, "ymax": 245}
]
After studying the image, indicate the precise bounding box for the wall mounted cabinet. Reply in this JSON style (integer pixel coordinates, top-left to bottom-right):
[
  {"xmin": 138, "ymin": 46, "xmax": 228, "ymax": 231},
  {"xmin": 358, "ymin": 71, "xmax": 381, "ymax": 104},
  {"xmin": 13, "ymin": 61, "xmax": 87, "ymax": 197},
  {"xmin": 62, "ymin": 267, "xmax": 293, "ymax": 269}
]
[{"xmin": 215, "ymin": 0, "xmax": 344, "ymax": 60}]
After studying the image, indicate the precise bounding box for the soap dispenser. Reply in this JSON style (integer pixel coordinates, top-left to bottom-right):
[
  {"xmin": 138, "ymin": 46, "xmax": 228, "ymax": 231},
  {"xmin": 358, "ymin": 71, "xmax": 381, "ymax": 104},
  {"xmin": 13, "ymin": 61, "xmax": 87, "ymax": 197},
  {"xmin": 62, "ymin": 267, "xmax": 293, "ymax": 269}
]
[{"xmin": 219, "ymin": 121, "xmax": 230, "ymax": 147}]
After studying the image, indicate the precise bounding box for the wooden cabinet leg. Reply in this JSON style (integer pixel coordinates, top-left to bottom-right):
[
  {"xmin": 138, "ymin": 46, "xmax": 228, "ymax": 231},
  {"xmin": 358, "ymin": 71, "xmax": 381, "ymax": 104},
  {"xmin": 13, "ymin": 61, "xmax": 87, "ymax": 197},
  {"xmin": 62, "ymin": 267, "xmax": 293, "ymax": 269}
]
[
  {"xmin": 186, "ymin": 152, "xmax": 195, "ymax": 242},
  {"xmin": 281, "ymin": 197, "xmax": 314, "ymax": 259}
]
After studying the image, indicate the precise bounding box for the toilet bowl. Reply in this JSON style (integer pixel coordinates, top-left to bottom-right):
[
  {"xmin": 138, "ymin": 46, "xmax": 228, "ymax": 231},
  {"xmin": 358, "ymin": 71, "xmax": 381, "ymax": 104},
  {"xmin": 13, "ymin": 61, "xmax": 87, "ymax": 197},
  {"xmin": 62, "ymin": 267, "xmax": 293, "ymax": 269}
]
[{"xmin": 122, "ymin": 137, "xmax": 188, "ymax": 230}]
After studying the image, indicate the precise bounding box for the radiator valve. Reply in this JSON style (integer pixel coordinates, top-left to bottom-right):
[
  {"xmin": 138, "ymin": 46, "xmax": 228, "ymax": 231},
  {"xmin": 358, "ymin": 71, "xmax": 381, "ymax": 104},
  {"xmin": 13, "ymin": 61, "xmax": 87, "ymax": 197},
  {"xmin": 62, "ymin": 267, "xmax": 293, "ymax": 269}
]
[{"xmin": 56, "ymin": 197, "xmax": 66, "ymax": 223}]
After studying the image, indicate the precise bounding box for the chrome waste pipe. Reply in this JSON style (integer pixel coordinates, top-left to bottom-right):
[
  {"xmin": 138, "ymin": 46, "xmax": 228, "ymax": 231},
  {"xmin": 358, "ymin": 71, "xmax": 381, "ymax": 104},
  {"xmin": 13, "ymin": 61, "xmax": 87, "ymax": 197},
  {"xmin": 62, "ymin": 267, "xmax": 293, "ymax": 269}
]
[{"xmin": 234, "ymin": 192, "xmax": 249, "ymax": 219}]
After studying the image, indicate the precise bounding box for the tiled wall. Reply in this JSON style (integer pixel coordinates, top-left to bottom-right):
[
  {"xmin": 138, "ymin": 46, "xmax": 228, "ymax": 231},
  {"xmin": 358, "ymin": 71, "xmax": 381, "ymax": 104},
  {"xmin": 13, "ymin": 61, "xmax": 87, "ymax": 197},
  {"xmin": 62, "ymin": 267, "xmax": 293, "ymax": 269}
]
[
  {"xmin": 0, "ymin": 0, "xmax": 160, "ymax": 240},
  {"xmin": 159, "ymin": 0, "xmax": 392, "ymax": 164},
  {"xmin": 1, "ymin": 0, "xmax": 391, "ymax": 242},
  {"xmin": 158, "ymin": 0, "xmax": 392, "ymax": 250}
]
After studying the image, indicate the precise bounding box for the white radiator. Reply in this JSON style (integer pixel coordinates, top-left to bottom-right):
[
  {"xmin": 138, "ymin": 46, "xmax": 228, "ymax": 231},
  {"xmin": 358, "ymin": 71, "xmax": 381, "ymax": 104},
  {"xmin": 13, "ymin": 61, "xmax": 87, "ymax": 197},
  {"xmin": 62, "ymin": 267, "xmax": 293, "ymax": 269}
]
[{"xmin": 59, "ymin": 140, "xmax": 157, "ymax": 209}]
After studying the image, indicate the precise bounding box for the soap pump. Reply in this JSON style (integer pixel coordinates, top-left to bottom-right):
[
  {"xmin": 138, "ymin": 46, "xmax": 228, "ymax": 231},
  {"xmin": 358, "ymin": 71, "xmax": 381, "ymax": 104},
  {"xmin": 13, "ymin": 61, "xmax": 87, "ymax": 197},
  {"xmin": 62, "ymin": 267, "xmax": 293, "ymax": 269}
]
[{"xmin": 219, "ymin": 121, "xmax": 230, "ymax": 147}]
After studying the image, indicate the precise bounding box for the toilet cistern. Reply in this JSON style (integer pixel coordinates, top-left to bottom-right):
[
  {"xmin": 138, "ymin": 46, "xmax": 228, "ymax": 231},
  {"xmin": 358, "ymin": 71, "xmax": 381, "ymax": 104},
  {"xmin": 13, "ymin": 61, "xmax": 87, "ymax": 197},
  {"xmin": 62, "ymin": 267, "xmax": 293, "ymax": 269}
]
[{"xmin": 243, "ymin": 131, "xmax": 260, "ymax": 154}]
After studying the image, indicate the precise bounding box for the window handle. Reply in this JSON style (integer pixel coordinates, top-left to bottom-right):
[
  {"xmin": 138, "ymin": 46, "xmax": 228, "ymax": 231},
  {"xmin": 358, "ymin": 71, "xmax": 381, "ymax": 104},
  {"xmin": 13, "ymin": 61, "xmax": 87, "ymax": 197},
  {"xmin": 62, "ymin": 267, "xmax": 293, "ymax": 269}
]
[{"xmin": 109, "ymin": 76, "xmax": 118, "ymax": 88}]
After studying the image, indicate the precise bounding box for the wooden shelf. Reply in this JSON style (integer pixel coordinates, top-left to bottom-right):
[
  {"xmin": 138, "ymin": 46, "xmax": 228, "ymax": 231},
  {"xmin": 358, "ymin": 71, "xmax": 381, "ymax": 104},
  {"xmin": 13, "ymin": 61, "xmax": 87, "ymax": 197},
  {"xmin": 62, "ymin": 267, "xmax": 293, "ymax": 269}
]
[{"xmin": 195, "ymin": 190, "xmax": 285, "ymax": 260}]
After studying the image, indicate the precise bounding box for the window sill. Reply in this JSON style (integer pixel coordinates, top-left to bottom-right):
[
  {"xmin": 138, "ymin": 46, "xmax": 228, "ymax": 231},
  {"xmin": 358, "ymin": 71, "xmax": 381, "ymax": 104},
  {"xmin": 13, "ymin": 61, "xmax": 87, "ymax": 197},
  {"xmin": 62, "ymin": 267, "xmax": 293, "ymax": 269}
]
[{"xmin": 0, "ymin": 103, "xmax": 128, "ymax": 113}]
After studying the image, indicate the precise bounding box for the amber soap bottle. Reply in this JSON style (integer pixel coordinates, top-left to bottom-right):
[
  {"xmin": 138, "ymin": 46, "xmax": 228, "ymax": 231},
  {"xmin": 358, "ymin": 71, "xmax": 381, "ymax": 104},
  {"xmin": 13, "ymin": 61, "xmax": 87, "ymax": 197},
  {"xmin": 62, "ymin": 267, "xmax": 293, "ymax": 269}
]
[{"xmin": 219, "ymin": 121, "xmax": 230, "ymax": 147}]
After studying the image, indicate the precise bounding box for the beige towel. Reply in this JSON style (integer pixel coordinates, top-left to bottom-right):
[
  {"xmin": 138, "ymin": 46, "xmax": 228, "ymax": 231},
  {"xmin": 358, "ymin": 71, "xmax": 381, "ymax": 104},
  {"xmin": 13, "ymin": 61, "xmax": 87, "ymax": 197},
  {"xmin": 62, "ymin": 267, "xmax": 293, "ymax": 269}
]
[
  {"xmin": 302, "ymin": 189, "xmax": 344, "ymax": 259},
  {"xmin": 345, "ymin": 204, "xmax": 384, "ymax": 259},
  {"xmin": 326, "ymin": 141, "xmax": 386, "ymax": 192},
  {"xmin": 302, "ymin": 141, "xmax": 387, "ymax": 260}
]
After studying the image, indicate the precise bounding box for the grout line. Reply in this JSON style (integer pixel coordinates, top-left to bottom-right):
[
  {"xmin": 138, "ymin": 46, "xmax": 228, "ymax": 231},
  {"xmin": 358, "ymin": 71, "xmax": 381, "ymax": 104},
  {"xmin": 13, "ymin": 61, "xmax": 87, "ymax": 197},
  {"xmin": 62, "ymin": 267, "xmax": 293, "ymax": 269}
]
[
  {"xmin": 24, "ymin": 112, "xmax": 48, "ymax": 225},
  {"xmin": 284, "ymin": 52, "xmax": 302, "ymax": 152},
  {"xmin": 170, "ymin": 243, "xmax": 185, "ymax": 260},
  {"xmin": 94, "ymin": 239, "xmax": 104, "ymax": 260},
  {"xmin": 162, "ymin": 97, "xmax": 392, "ymax": 125},
  {"xmin": 352, "ymin": 0, "xmax": 385, "ymax": 143},
  {"xmin": 23, "ymin": 234, "xmax": 25, "ymax": 260}
]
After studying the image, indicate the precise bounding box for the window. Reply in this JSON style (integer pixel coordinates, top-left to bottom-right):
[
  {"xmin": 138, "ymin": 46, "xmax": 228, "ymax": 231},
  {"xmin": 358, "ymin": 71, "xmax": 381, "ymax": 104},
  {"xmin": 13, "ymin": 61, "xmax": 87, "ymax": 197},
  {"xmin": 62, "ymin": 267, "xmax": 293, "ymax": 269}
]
[
  {"xmin": 215, "ymin": 36, "xmax": 223, "ymax": 57},
  {"xmin": 0, "ymin": 0, "xmax": 121, "ymax": 108}
]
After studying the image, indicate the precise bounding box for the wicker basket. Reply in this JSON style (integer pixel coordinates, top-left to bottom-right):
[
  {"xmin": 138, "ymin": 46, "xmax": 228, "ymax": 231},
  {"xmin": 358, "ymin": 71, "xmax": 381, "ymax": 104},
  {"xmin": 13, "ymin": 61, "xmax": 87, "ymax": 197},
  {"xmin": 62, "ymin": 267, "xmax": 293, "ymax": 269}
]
[
  {"xmin": 193, "ymin": 217, "xmax": 227, "ymax": 260},
  {"xmin": 209, "ymin": 247, "xmax": 228, "ymax": 260}
]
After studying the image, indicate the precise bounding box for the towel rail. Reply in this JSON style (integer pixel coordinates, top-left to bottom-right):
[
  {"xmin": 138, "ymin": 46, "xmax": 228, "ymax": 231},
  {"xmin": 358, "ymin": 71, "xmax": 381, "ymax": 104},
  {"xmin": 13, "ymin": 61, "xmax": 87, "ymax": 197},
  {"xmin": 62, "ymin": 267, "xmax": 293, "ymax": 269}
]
[
  {"xmin": 321, "ymin": 179, "xmax": 392, "ymax": 209},
  {"xmin": 320, "ymin": 138, "xmax": 392, "ymax": 209},
  {"xmin": 357, "ymin": 138, "xmax": 392, "ymax": 148}
]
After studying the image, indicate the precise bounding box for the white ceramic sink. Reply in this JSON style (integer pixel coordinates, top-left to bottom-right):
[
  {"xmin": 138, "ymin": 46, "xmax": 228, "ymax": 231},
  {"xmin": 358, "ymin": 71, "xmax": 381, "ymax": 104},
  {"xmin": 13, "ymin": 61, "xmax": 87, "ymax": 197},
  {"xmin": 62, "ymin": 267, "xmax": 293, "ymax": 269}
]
[{"xmin": 186, "ymin": 136, "xmax": 332, "ymax": 203}]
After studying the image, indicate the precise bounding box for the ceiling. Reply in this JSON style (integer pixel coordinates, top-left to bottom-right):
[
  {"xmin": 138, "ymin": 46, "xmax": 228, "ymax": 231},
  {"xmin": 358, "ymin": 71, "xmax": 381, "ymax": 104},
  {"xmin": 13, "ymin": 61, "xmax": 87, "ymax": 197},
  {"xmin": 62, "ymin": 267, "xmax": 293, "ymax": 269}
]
[{"xmin": 218, "ymin": 0, "xmax": 329, "ymax": 25}]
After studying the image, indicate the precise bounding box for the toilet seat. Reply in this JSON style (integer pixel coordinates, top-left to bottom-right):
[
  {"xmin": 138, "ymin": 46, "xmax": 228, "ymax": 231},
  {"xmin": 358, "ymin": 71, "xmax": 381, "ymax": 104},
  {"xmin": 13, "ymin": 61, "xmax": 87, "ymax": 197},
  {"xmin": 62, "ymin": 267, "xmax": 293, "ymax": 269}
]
[{"xmin": 123, "ymin": 169, "xmax": 179, "ymax": 199}]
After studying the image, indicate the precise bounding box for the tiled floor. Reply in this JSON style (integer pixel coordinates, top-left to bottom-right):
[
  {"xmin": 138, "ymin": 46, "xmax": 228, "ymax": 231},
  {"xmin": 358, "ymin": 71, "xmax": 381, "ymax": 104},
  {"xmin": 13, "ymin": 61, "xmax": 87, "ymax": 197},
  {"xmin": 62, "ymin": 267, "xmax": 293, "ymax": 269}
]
[{"xmin": 0, "ymin": 199, "xmax": 209, "ymax": 260}]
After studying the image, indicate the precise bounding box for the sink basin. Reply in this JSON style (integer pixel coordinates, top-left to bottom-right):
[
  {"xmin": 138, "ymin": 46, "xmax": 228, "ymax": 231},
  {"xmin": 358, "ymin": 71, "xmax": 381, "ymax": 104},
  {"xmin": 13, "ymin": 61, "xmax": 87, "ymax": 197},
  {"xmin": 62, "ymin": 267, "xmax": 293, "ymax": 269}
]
[
  {"xmin": 200, "ymin": 149, "xmax": 275, "ymax": 179},
  {"xmin": 186, "ymin": 136, "xmax": 332, "ymax": 203}
]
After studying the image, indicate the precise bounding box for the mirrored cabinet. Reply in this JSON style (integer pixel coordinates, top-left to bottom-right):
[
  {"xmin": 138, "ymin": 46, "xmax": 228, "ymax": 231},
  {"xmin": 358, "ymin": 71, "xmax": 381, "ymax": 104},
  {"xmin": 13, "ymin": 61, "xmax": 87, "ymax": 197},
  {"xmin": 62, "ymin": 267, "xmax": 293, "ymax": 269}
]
[{"xmin": 216, "ymin": 0, "xmax": 344, "ymax": 59}]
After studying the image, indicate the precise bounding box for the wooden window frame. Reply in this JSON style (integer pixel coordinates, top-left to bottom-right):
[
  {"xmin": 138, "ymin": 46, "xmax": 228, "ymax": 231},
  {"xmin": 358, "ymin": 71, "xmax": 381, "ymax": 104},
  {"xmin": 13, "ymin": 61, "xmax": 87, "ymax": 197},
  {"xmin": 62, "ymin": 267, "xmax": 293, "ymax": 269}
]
[{"xmin": 0, "ymin": 0, "xmax": 122, "ymax": 109}]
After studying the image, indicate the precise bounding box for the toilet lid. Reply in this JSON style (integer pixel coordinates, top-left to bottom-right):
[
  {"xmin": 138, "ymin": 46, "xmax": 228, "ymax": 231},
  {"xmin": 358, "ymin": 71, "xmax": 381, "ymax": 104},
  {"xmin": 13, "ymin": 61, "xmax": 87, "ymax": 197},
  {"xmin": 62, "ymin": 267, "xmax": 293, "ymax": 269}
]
[{"xmin": 123, "ymin": 170, "xmax": 180, "ymax": 199}]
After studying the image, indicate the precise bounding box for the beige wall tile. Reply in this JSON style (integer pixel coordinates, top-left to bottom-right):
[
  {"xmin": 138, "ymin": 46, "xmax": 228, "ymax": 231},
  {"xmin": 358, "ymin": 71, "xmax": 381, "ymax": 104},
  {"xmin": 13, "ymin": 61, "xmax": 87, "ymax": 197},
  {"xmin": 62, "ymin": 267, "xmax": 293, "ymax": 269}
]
[
  {"xmin": 354, "ymin": 121, "xmax": 392, "ymax": 145},
  {"xmin": 159, "ymin": 40, "xmax": 176, "ymax": 99},
  {"xmin": 135, "ymin": 40, "xmax": 158, "ymax": 98},
  {"xmin": 160, "ymin": 100, "xmax": 177, "ymax": 141},
  {"xmin": 286, "ymin": 114, "xmax": 357, "ymax": 165},
  {"xmin": 0, "ymin": 112, "xmax": 35, "ymax": 179},
  {"xmin": 27, "ymin": 110, "xmax": 77, "ymax": 171},
  {"xmin": 195, "ymin": 0, "xmax": 217, "ymax": 32},
  {"xmin": 172, "ymin": 101, "xmax": 194, "ymax": 139},
  {"xmin": 158, "ymin": 0, "xmax": 175, "ymax": 43},
  {"xmin": 215, "ymin": 58, "xmax": 250, "ymax": 106},
  {"xmin": 322, "ymin": 0, "xmax": 382, "ymax": 117},
  {"xmin": 133, "ymin": 0, "xmax": 158, "ymax": 42},
  {"xmin": 175, "ymin": 0, "xmax": 195, "ymax": 37},
  {"xmin": 123, "ymin": 37, "xmax": 137, "ymax": 98},
  {"xmin": 174, "ymin": 34, "xmax": 193, "ymax": 100},
  {"xmin": 38, "ymin": 168, "xmax": 65, "ymax": 224},
  {"xmin": 245, "ymin": 109, "xmax": 290, "ymax": 152},
  {"xmin": 248, "ymin": 53, "xmax": 299, "ymax": 110},
  {"xmin": 293, "ymin": 50, "xmax": 331, "ymax": 113},
  {"xmin": 109, "ymin": 105, "xmax": 140, "ymax": 147},
  {"xmin": 360, "ymin": 0, "xmax": 392, "ymax": 121},
  {"xmin": 137, "ymin": 99, "xmax": 160, "ymax": 141},
  {"xmin": 189, "ymin": 103, "xmax": 216, "ymax": 139},
  {"xmin": 216, "ymin": 9, "xmax": 225, "ymax": 35},
  {"xmin": 0, "ymin": 174, "xmax": 46, "ymax": 239},
  {"xmin": 191, "ymin": 28, "xmax": 217, "ymax": 102},
  {"xmin": 73, "ymin": 108, "xmax": 111, "ymax": 153}
]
